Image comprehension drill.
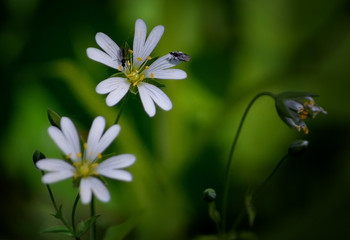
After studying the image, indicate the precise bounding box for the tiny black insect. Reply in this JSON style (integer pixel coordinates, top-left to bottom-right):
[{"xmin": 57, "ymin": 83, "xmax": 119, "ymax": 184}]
[
  {"xmin": 119, "ymin": 48, "xmax": 128, "ymax": 68},
  {"xmin": 170, "ymin": 51, "xmax": 191, "ymax": 62}
]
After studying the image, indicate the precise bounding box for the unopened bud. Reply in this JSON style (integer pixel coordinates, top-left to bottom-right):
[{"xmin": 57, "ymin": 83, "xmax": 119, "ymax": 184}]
[
  {"xmin": 47, "ymin": 109, "xmax": 61, "ymax": 128},
  {"xmin": 203, "ymin": 188, "xmax": 217, "ymax": 203},
  {"xmin": 288, "ymin": 139, "xmax": 309, "ymax": 156},
  {"xmin": 33, "ymin": 150, "xmax": 46, "ymax": 168}
]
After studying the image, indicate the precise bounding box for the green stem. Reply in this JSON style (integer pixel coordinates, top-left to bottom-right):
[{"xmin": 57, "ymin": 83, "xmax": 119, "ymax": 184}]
[
  {"xmin": 252, "ymin": 153, "xmax": 289, "ymax": 201},
  {"xmin": 114, "ymin": 92, "xmax": 129, "ymax": 124},
  {"xmin": 91, "ymin": 196, "xmax": 96, "ymax": 240},
  {"xmin": 42, "ymin": 171, "xmax": 73, "ymax": 234},
  {"xmin": 230, "ymin": 153, "xmax": 289, "ymax": 231},
  {"xmin": 221, "ymin": 91, "xmax": 276, "ymax": 233},
  {"xmin": 72, "ymin": 193, "xmax": 81, "ymax": 240},
  {"xmin": 44, "ymin": 177, "xmax": 58, "ymax": 212}
]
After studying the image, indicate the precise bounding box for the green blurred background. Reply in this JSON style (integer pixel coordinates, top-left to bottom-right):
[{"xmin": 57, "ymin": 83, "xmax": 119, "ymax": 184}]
[{"xmin": 1, "ymin": 0, "xmax": 350, "ymax": 239}]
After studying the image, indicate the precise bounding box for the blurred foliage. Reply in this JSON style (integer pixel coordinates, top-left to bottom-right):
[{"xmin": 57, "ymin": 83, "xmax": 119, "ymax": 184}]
[{"xmin": 1, "ymin": 0, "xmax": 350, "ymax": 239}]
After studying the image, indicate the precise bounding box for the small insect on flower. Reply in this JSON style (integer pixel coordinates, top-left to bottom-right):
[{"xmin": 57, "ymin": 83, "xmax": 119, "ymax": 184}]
[{"xmin": 170, "ymin": 51, "xmax": 191, "ymax": 62}]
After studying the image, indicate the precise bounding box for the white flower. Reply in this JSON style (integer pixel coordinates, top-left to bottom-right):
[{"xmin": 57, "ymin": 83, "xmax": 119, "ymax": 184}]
[
  {"xmin": 36, "ymin": 116, "xmax": 136, "ymax": 204},
  {"xmin": 87, "ymin": 18, "xmax": 188, "ymax": 117}
]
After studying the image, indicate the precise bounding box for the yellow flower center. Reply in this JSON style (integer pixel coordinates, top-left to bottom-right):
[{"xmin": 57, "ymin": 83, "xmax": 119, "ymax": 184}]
[
  {"xmin": 127, "ymin": 71, "xmax": 145, "ymax": 86},
  {"xmin": 73, "ymin": 161, "xmax": 99, "ymax": 179},
  {"xmin": 298, "ymin": 100, "xmax": 314, "ymax": 120}
]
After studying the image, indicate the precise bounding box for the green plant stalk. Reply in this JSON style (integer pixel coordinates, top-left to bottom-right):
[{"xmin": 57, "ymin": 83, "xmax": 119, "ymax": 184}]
[
  {"xmin": 252, "ymin": 153, "xmax": 289, "ymax": 201},
  {"xmin": 71, "ymin": 194, "xmax": 81, "ymax": 240},
  {"xmin": 221, "ymin": 92, "xmax": 276, "ymax": 233},
  {"xmin": 91, "ymin": 196, "xmax": 96, "ymax": 240},
  {"xmin": 230, "ymin": 153, "xmax": 289, "ymax": 231},
  {"xmin": 42, "ymin": 171, "xmax": 74, "ymax": 235}
]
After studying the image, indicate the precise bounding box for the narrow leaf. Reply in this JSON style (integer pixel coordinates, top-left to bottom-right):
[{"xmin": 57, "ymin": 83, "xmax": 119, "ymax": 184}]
[
  {"xmin": 245, "ymin": 193, "xmax": 256, "ymax": 227},
  {"xmin": 76, "ymin": 215, "xmax": 100, "ymax": 237},
  {"xmin": 103, "ymin": 215, "xmax": 140, "ymax": 240},
  {"xmin": 41, "ymin": 225, "xmax": 73, "ymax": 236}
]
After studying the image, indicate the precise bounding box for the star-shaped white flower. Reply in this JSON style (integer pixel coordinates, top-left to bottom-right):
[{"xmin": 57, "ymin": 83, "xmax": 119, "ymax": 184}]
[
  {"xmin": 36, "ymin": 116, "xmax": 136, "ymax": 204},
  {"xmin": 87, "ymin": 18, "xmax": 188, "ymax": 117}
]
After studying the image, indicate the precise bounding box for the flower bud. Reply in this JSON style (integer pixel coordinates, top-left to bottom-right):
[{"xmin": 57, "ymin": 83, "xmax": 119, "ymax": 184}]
[
  {"xmin": 288, "ymin": 139, "xmax": 309, "ymax": 156},
  {"xmin": 203, "ymin": 188, "xmax": 217, "ymax": 203},
  {"xmin": 275, "ymin": 92, "xmax": 327, "ymax": 134},
  {"xmin": 47, "ymin": 109, "xmax": 61, "ymax": 128},
  {"xmin": 33, "ymin": 150, "xmax": 46, "ymax": 168}
]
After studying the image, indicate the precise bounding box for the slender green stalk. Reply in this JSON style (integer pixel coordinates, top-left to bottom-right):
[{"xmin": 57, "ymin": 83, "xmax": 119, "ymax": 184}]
[
  {"xmin": 42, "ymin": 171, "xmax": 73, "ymax": 234},
  {"xmin": 230, "ymin": 153, "xmax": 289, "ymax": 231},
  {"xmin": 221, "ymin": 92, "xmax": 276, "ymax": 233},
  {"xmin": 91, "ymin": 196, "xmax": 96, "ymax": 240},
  {"xmin": 71, "ymin": 193, "xmax": 81, "ymax": 240},
  {"xmin": 114, "ymin": 92, "xmax": 129, "ymax": 124},
  {"xmin": 252, "ymin": 154, "xmax": 288, "ymax": 201},
  {"xmin": 44, "ymin": 178, "xmax": 58, "ymax": 212}
]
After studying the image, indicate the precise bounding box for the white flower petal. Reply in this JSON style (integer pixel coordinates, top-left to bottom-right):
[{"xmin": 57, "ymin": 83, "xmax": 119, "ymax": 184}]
[
  {"xmin": 86, "ymin": 116, "xmax": 106, "ymax": 159},
  {"xmin": 42, "ymin": 171, "xmax": 75, "ymax": 184},
  {"xmin": 98, "ymin": 169, "xmax": 133, "ymax": 182},
  {"xmin": 80, "ymin": 178, "xmax": 110, "ymax": 204},
  {"xmin": 138, "ymin": 83, "xmax": 172, "ymax": 117},
  {"xmin": 87, "ymin": 48, "xmax": 119, "ymax": 70},
  {"xmin": 138, "ymin": 84, "xmax": 156, "ymax": 117},
  {"xmin": 60, "ymin": 117, "xmax": 81, "ymax": 161},
  {"xmin": 97, "ymin": 154, "xmax": 136, "ymax": 170},
  {"xmin": 145, "ymin": 54, "xmax": 179, "ymax": 72},
  {"xmin": 36, "ymin": 159, "xmax": 75, "ymax": 172},
  {"xmin": 104, "ymin": 81, "xmax": 130, "ymax": 107},
  {"xmin": 96, "ymin": 77, "xmax": 129, "ymax": 94},
  {"xmin": 93, "ymin": 125, "xmax": 121, "ymax": 157},
  {"xmin": 133, "ymin": 19, "xmax": 147, "ymax": 66},
  {"xmin": 80, "ymin": 178, "xmax": 93, "ymax": 204},
  {"xmin": 48, "ymin": 127, "xmax": 74, "ymax": 158},
  {"xmin": 138, "ymin": 25, "xmax": 164, "ymax": 65},
  {"xmin": 146, "ymin": 69, "xmax": 187, "ymax": 80},
  {"xmin": 95, "ymin": 32, "xmax": 120, "ymax": 60}
]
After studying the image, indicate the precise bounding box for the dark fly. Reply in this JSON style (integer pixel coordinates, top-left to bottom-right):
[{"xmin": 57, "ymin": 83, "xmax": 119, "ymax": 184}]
[
  {"xmin": 119, "ymin": 48, "xmax": 128, "ymax": 68},
  {"xmin": 170, "ymin": 51, "xmax": 191, "ymax": 62},
  {"xmin": 119, "ymin": 42, "xmax": 132, "ymax": 68}
]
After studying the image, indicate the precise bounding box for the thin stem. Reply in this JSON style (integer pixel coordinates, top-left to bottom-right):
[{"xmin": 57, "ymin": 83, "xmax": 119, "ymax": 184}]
[
  {"xmin": 71, "ymin": 193, "xmax": 81, "ymax": 240},
  {"xmin": 90, "ymin": 196, "xmax": 96, "ymax": 240},
  {"xmin": 230, "ymin": 153, "xmax": 289, "ymax": 231},
  {"xmin": 252, "ymin": 153, "xmax": 289, "ymax": 201},
  {"xmin": 42, "ymin": 171, "xmax": 73, "ymax": 233},
  {"xmin": 114, "ymin": 92, "xmax": 129, "ymax": 124},
  {"xmin": 44, "ymin": 177, "xmax": 58, "ymax": 212},
  {"xmin": 221, "ymin": 91, "xmax": 276, "ymax": 233}
]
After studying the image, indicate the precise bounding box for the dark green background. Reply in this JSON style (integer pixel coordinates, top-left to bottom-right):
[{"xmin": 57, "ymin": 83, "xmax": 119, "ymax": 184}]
[{"xmin": 1, "ymin": 0, "xmax": 349, "ymax": 239}]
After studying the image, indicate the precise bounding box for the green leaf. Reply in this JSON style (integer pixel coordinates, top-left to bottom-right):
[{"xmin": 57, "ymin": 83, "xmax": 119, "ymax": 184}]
[
  {"xmin": 103, "ymin": 215, "xmax": 140, "ymax": 240},
  {"xmin": 52, "ymin": 204, "xmax": 64, "ymax": 219},
  {"xmin": 32, "ymin": 150, "xmax": 46, "ymax": 166},
  {"xmin": 76, "ymin": 215, "xmax": 100, "ymax": 237},
  {"xmin": 47, "ymin": 109, "xmax": 61, "ymax": 128},
  {"xmin": 41, "ymin": 225, "xmax": 73, "ymax": 236},
  {"xmin": 245, "ymin": 193, "xmax": 256, "ymax": 227}
]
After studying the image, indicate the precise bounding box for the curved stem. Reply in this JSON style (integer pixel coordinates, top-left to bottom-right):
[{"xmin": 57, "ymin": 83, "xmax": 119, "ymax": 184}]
[
  {"xmin": 42, "ymin": 171, "xmax": 74, "ymax": 234},
  {"xmin": 71, "ymin": 193, "xmax": 81, "ymax": 240},
  {"xmin": 44, "ymin": 178, "xmax": 58, "ymax": 212},
  {"xmin": 114, "ymin": 92, "xmax": 129, "ymax": 124},
  {"xmin": 221, "ymin": 91, "xmax": 276, "ymax": 233},
  {"xmin": 252, "ymin": 153, "xmax": 288, "ymax": 201},
  {"xmin": 230, "ymin": 153, "xmax": 289, "ymax": 231},
  {"xmin": 90, "ymin": 196, "xmax": 96, "ymax": 240}
]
